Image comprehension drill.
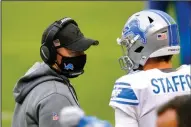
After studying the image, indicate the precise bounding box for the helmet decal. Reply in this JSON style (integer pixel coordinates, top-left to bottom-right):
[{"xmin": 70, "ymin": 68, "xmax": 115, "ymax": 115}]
[{"xmin": 123, "ymin": 18, "xmax": 153, "ymax": 44}]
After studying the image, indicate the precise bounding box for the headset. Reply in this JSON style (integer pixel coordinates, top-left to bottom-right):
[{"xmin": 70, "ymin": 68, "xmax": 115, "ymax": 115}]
[
  {"xmin": 40, "ymin": 17, "xmax": 78, "ymax": 66},
  {"xmin": 40, "ymin": 17, "xmax": 80, "ymax": 107}
]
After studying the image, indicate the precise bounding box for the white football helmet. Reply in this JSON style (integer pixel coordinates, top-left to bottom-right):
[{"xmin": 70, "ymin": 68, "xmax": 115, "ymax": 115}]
[{"xmin": 117, "ymin": 9, "xmax": 180, "ymax": 73}]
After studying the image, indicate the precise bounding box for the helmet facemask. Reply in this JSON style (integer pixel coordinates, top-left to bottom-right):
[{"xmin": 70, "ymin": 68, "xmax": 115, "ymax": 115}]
[{"xmin": 117, "ymin": 33, "xmax": 140, "ymax": 73}]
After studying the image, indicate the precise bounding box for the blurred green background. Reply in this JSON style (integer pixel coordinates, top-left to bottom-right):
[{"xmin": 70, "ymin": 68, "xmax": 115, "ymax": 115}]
[{"xmin": 2, "ymin": 1, "xmax": 179, "ymax": 127}]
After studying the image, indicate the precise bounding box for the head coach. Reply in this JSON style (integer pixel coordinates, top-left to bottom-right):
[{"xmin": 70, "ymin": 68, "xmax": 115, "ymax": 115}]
[{"xmin": 11, "ymin": 17, "xmax": 99, "ymax": 127}]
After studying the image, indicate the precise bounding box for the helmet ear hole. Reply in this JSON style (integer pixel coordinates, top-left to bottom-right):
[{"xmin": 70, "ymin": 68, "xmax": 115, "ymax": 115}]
[{"xmin": 134, "ymin": 46, "xmax": 144, "ymax": 53}]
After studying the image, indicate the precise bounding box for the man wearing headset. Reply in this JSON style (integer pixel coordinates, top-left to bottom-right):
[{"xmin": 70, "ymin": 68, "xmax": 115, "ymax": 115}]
[{"xmin": 11, "ymin": 17, "xmax": 99, "ymax": 127}]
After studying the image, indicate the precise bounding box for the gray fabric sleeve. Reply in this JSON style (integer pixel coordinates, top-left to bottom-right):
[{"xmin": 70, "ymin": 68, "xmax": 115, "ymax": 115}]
[{"xmin": 36, "ymin": 93, "xmax": 73, "ymax": 127}]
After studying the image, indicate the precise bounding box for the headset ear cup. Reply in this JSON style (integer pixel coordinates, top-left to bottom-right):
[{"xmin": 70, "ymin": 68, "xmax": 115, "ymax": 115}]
[
  {"xmin": 40, "ymin": 45, "xmax": 50, "ymax": 63},
  {"xmin": 49, "ymin": 46, "xmax": 57, "ymax": 65},
  {"xmin": 40, "ymin": 45, "xmax": 57, "ymax": 65}
]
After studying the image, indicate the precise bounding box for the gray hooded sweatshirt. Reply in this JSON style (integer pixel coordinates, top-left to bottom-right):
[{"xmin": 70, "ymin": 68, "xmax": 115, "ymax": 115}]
[{"xmin": 12, "ymin": 62, "xmax": 79, "ymax": 127}]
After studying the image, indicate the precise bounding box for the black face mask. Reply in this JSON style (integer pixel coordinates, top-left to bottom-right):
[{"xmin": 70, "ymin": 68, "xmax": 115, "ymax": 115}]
[{"xmin": 57, "ymin": 54, "xmax": 87, "ymax": 78}]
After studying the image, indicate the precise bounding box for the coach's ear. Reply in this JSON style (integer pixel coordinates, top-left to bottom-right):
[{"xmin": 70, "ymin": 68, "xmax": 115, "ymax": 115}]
[{"xmin": 36, "ymin": 94, "xmax": 72, "ymax": 127}]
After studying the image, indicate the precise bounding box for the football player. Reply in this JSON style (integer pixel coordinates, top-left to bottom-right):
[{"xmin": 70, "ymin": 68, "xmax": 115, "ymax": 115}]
[{"xmin": 109, "ymin": 9, "xmax": 191, "ymax": 127}]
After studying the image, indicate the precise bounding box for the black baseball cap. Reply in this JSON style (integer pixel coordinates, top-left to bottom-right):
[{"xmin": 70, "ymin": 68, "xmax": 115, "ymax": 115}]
[{"xmin": 54, "ymin": 23, "xmax": 99, "ymax": 51}]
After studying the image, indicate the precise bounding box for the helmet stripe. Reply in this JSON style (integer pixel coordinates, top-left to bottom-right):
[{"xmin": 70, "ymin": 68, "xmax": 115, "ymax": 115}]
[
  {"xmin": 149, "ymin": 10, "xmax": 174, "ymax": 46},
  {"xmin": 170, "ymin": 24, "xmax": 179, "ymax": 46},
  {"xmin": 149, "ymin": 10, "xmax": 172, "ymax": 25}
]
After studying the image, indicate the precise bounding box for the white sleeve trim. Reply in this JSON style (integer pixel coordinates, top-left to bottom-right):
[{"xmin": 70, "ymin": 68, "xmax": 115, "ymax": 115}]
[{"xmin": 110, "ymin": 97, "xmax": 139, "ymax": 103}]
